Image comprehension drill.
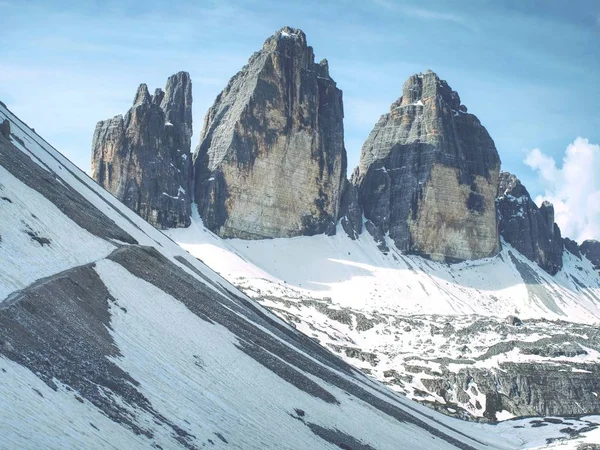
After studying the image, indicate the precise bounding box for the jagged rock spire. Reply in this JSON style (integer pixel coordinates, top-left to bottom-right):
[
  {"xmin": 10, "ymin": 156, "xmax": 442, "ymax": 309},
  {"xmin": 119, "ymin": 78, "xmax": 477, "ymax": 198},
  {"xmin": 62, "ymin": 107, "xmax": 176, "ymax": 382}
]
[
  {"xmin": 91, "ymin": 72, "xmax": 193, "ymax": 229},
  {"xmin": 496, "ymin": 172, "xmax": 563, "ymax": 274}
]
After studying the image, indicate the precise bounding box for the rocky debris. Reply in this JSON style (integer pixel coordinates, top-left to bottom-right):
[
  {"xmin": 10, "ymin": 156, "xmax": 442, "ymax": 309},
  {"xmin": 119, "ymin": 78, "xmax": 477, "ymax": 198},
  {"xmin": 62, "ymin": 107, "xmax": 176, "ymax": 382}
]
[
  {"xmin": 92, "ymin": 72, "xmax": 192, "ymax": 229},
  {"xmin": 581, "ymin": 240, "xmax": 600, "ymax": 270},
  {"xmin": 505, "ymin": 315, "xmax": 523, "ymax": 326},
  {"xmin": 338, "ymin": 176, "xmax": 362, "ymax": 239},
  {"xmin": 353, "ymin": 70, "xmax": 501, "ymax": 262},
  {"xmin": 564, "ymin": 237, "xmax": 582, "ymax": 258},
  {"xmin": 193, "ymin": 26, "xmax": 346, "ymax": 239},
  {"xmin": 326, "ymin": 344, "xmax": 380, "ymax": 367},
  {"xmin": 577, "ymin": 444, "xmax": 600, "ymax": 450},
  {"xmin": 1, "ymin": 119, "xmax": 10, "ymax": 139},
  {"xmin": 497, "ymin": 172, "xmax": 563, "ymax": 275},
  {"xmin": 250, "ymin": 278, "xmax": 600, "ymax": 423}
]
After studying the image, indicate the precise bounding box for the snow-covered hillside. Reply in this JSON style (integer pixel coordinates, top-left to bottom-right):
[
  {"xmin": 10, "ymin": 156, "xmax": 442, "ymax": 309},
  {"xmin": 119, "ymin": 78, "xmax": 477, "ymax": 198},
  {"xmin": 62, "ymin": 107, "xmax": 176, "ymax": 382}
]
[
  {"xmin": 166, "ymin": 211, "xmax": 600, "ymax": 423},
  {"xmin": 1, "ymin": 102, "xmax": 599, "ymax": 449},
  {"xmin": 168, "ymin": 215, "xmax": 600, "ymax": 323}
]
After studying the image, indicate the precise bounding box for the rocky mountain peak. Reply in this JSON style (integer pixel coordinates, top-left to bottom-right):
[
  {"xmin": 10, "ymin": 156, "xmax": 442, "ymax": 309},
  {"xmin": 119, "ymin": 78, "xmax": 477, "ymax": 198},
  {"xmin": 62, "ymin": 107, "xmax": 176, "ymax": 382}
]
[
  {"xmin": 193, "ymin": 27, "xmax": 346, "ymax": 239},
  {"xmin": 273, "ymin": 26, "xmax": 307, "ymax": 44},
  {"xmin": 496, "ymin": 171, "xmax": 563, "ymax": 274},
  {"xmin": 91, "ymin": 72, "xmax": 193, "ymax": 229},
  {"xmin": 161, "ymin": 71, "xmax": 193, "ymax": 150},
  {"xmin": 398, "ymin": 70, "xmax": 461, "ymax": 111},
  {"xmin": 133, "ymin": 83, "xmax": 151, "ymax": 105},
  {"xmin": 354, "ymin": 71, "xmax": 501, "ymax": 262}
]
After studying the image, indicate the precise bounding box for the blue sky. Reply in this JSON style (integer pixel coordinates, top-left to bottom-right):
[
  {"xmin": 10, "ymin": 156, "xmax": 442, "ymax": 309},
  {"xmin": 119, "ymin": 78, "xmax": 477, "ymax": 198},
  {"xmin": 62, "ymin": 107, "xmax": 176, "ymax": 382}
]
[{"xmin": 1, "ymin": 0, "xmax": 599, "ymax": 238}]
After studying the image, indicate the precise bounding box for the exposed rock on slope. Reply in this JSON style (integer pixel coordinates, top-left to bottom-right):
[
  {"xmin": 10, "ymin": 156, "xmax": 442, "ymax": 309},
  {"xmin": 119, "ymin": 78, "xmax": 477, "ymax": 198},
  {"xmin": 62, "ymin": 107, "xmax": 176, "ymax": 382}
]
[
  {"xmin": 92, "ymin": 72, "xmax": 192, "ymax": 229},
  {"xmin": 193, "ymin": 26, "xmax": 346, "ymax": 239},
  {"xmin": 353, "ymin": 70, "xmax": 501, "ymax": 262},
  {"xmin": 581, "ymin": 240, "xmax": 600, "ymax": 271},
  {"xmin": 564, "ymin": 237, "xmax": 582, "ymax": 258},
  {"xmin": 497, "ymin": 172, "xmax": 563, "ymax": 275}
]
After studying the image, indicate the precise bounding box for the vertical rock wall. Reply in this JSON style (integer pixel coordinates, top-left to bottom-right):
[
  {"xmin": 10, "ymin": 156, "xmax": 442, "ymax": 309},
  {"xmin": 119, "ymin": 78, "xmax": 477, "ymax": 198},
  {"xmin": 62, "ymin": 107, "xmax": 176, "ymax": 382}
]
[
  {"xmin": 92, "ymin": 72, "xmax": 192, "ymax": 229},
  {"xmin": 496, "ymin": 172, "xmax": 564, "ymax": 275},
  {"xmin": 193, "ymin": 27, "xmax": 346, "ymax": 239},
  {"xmin": 354, "ymin": 70, "xmax": 501, "ymax": 262}
]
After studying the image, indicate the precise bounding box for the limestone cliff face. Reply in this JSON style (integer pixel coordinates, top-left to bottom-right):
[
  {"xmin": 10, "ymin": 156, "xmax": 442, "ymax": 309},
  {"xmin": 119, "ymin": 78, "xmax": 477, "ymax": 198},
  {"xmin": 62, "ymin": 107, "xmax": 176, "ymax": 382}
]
[
  {"xmin": 193, "ymin": 27, "xmax": 346, "ymax": 239},
  {"xmin": 496, "ymin": 172, "xmax": 563, "ymax": 275},
  {"xmin": 354, "ymin": 70, "xmax": 501, "ymax": 262},
  {"xmin": 92, "ymin": 72, "xmax": 192, "ymax": 229},
  {"xmin": 338, "ymin": 175, "xmax": 362, "ymax": 240}
]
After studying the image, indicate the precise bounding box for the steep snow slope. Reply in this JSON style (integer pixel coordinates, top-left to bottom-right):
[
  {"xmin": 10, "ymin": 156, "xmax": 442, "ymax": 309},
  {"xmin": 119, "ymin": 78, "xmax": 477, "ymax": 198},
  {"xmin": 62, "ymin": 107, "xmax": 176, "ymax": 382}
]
[{"xmin": 2, "ymin": 103, "xmax": 599, "ymax": 449}]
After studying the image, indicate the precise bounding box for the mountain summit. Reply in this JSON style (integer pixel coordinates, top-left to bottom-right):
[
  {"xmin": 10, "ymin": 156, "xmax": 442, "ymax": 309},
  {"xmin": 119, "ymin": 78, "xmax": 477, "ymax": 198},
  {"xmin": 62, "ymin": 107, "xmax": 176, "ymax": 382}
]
[
  {"xmin": 354, "ymin": 70, "xmax": 501, "ymax": 262},
  {"xmin": 193, "ymin": 26, "xmax": 346, "ymax": 239}
]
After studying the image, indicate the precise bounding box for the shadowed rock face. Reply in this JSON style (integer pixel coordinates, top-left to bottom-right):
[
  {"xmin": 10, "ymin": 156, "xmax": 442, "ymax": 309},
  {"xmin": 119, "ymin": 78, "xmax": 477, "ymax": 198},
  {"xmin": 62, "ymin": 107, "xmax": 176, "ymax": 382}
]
[
  {"xmin": 338, "ymin": 170, "xmax": 363, "ymax": 240},
  {"xmin": 581, "ymin": 240, "xmax": 600, "ymax": 271},
  {"xmin": 497, "ymin": 172, "xmax": 564, "ymax": 275},
  {"xmin": 354, "ymin": 70, "xmax": 501, "ymax": 262},
  {"xmin": 193, "ymin": 26, "xmax": 346, "ymax": 239},
  {"xmin": 92, "ymin": 72, "xmax": 193, "ymax": 229},
  {"xmin": 564, "ymin": 238, "xmax": 582, "ymax": 258}
]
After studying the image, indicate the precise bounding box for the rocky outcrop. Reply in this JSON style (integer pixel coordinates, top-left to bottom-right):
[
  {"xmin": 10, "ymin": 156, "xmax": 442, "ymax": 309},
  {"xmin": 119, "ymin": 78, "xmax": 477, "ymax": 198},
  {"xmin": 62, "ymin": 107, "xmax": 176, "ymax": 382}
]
[
  {"xmin": 193, "ymin": 26, "xmax": 346, "ymax": 239},
  {"xmin": 1, "ymin": 119, "xmax": 10, "ymax": 139},
  {"xmin": 497, "ymin": 172, "xmax": 563, "ymax": 275},
  {"xmin": 92, "ymin": 72, "xmax": 192, "ymax": 229},
  {"xmin": 581, "ymin": 240, "xmax": 600, "ymax": 270},
  {"xmin": 422, "ymin": 361, "xmax": 600, "ymax": 421},
  {"xmin": 353, "ymin": 70, "xmax": 501, "ymax": 262},
  {"xmin": 564, "ymin": 238, "xmax": 582, "ymax": 258}
]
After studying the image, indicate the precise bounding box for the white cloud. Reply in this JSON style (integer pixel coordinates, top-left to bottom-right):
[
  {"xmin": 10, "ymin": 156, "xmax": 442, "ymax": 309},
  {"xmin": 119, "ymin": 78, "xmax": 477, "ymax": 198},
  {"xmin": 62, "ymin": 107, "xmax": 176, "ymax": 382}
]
[
  {"xmin": 525, "ymin": 138, "xmax": 600, "ymax": 243},
  {"xmin": 399, "ymin": 5, "xmax": 466, "ymax": 24}
]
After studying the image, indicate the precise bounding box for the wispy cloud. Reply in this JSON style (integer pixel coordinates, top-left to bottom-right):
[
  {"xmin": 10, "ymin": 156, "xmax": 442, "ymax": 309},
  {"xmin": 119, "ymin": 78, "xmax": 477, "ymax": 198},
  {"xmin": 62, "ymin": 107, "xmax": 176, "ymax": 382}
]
[
  {"xmin": 372, "ymin": 0, "xmax": 467, "ymax": 25},
  {"xmin": 399, "ymin": 5, "xmax": 466, "ymax": 24}
]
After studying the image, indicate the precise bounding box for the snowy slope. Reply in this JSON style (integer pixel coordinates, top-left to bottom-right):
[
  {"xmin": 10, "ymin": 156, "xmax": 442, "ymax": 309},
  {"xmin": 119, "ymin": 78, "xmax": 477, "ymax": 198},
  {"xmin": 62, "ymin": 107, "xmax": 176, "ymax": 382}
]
[
  {"xmin": 2, "ymin": 103, "xmax": 599, "ymax": 449},
  {"xmin": 167, "ymin": 215, "xmax": 600, "ymax": 324},
  {"xmin": 165, "ymin": 211, "xmax": 600, "ymax": 423}
]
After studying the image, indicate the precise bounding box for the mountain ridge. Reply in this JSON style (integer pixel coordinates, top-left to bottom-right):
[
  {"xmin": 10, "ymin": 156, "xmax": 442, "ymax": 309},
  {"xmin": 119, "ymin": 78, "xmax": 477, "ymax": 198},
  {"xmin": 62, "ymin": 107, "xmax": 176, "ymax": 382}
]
[{"xmin": 89, "ymin": 27, "xmax": 596, "ymax": 278}]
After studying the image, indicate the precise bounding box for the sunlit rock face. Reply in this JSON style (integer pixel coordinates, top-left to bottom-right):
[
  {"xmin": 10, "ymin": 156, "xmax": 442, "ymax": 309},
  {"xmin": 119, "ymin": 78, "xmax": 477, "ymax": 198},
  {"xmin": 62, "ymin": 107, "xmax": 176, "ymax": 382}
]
[
  {"xmin": 193, "ymin": 27, "xmax": 346, "ymax": 239},
  {"xmin": 496, "ymin": 172, "xmax": 564, "ymax": 275},
  {"xmin": 92, "ymin": 72, "xmax": 193, "ymax": 229},
  {"xmin": 354, "ymin": 70, "xmax": 501, "ymax": 262}
]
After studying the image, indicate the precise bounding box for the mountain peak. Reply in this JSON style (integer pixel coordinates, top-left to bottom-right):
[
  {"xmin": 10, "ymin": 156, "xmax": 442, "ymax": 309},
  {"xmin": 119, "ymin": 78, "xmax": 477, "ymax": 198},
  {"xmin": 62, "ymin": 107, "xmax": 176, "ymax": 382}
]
[
  {"xmin": 133, "ymin": 83, "xmax": 151, "ymax": 105},
  {"xmin": 276, "ymin": 26, "xmax": 306, "ymax": 41},
  {"xmin": 193, "ymin": 27, "xmax": 345, "ymax": 239},
  {"xmin": 398, "ymin": 71, "xmax": 462, "ymax": 111},
  {"xmin": 497, "ymin": 171, "xmax": 563, "ymax": 274},
  {"xmin": 356, "ymin": 71, "xmax": 500, "ymax": 262}
]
